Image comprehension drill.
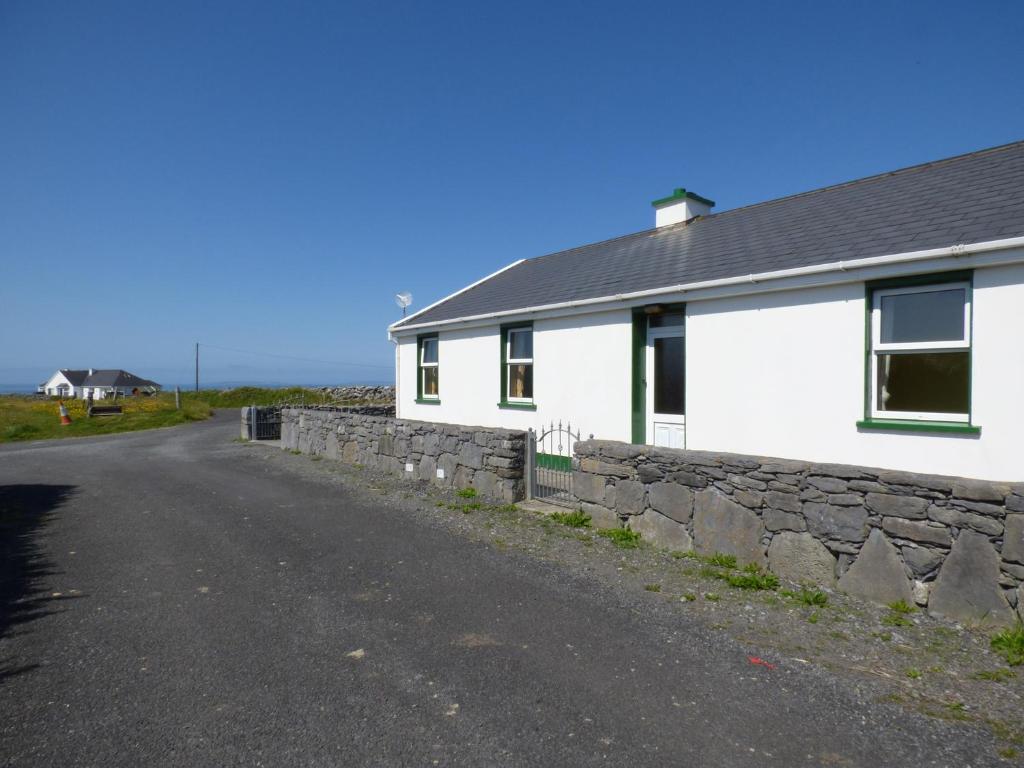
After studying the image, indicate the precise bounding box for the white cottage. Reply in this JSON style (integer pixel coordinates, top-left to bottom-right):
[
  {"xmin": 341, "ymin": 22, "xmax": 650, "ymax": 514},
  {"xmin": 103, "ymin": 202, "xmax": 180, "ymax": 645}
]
[
  {"xmin": 40, "ymin": 369, "xmax": 161, "ymax": 399},
  {"xmin": 388, "ymin": 141, "xmax": 1024, "ymax": 482}
]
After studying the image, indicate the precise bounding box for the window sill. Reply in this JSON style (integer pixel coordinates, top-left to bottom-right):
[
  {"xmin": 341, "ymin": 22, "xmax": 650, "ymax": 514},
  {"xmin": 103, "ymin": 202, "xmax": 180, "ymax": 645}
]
[
  {"xmin": 497, "ymin": 401, "xmax": 537, "ymax": 411},
  {"xmin": 415, "ymin": 398, "xmax": 442, "ymax": 405},
  {"xmin": 856, "ymin": 419, "xmax": 981, "ymax": 436}
]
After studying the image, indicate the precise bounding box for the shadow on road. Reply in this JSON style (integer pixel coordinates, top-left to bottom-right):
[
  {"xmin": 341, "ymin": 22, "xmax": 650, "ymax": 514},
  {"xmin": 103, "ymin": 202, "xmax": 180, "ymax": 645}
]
[{"xmin": 0, "ymin": 484, "xmax": 77, "ymax": 682}]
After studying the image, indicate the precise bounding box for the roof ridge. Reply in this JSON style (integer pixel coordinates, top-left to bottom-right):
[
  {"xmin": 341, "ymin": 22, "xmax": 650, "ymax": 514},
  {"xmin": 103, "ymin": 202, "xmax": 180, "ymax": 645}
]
[{"xmin": 705, "ymin": 139, "xmax": 1024, "ymax": 220}]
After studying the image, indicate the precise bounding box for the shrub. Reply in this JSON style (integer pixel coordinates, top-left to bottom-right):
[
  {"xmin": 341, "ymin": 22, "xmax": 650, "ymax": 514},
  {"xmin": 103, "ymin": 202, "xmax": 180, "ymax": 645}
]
[
  {"xmin": 597, "ymin": 527, "xmax": 642, "ymax": 548},
  {"xmin": 991, "ymin": 622, "xmax": 1024, "ymax": 666},
  {"xmin": 456, "ymin": 487, "xmax": 478, "ymax": 499},
  {"xmin": 550, "ymin": 510, "xmax": 591, "ymax": 528}
]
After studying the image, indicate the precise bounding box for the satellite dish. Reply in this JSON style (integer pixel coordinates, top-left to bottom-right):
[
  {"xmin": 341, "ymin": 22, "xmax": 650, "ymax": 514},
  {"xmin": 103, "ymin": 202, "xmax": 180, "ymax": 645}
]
[{"xmin": 394, "ymin": 291, "xmax": 413, "ymax": 316}]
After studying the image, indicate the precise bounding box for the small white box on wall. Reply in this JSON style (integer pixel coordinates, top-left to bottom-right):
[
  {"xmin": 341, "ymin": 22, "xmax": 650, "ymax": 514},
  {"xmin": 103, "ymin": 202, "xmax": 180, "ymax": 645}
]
[
  {"xmin": 405, "ymin": 463, "xmax": 414, "ymax": 473},
  {"xmin": 436, "ymin": 468, "xmax": 445, "ymax": 479}
]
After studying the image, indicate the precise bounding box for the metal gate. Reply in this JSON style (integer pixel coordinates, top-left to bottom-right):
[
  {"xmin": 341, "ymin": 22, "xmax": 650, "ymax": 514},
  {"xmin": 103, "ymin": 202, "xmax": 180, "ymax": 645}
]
[
  {"xmin": 527, "ymin": 421, "xmax": 590, "ymax": 507},
  {"xmin": 249, "ymin": 405, "xmax": 282, "ymax": 440}
]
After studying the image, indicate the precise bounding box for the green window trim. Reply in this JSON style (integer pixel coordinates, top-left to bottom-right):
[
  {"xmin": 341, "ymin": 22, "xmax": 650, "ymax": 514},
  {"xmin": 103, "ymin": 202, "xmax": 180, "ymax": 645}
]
[
  {"xmin": 416, "ymin": 333, "xmax": 439, "ymax": 402},
  {"xmin": 499, "ymin": 322, "xmax": 535, "ymax": 409},
  {"xmin": 862, "ymin": 271, "xmax": 976, "ymax": 433},
  {"xmin": 497, "ymin": 401, "xmax": 537, "ymax": 411},
  {"xmin": 630, "ymin": 308, "xmax": 647, "ymax": 444},
  {"xmin": 855, "ymin": 419, "xmax": 981, "ymax": 436}
]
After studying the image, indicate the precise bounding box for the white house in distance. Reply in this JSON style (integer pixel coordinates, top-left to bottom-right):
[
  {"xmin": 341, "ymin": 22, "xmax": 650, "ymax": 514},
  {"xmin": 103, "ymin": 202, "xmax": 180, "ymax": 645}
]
[
  {"xmin": 40, "ymin": 369, "xmax": 162, "ymax": 399},
  {"xmin": 388, "ymin": 141, "xmax": 1024, "ymax": 482}
]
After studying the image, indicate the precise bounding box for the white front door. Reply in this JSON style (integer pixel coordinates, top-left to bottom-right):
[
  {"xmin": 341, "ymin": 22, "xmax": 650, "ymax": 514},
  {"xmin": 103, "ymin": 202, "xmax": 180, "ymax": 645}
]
[{"xmin": 646, "ymin": 313, "xmax": 686, "ymax": 449}]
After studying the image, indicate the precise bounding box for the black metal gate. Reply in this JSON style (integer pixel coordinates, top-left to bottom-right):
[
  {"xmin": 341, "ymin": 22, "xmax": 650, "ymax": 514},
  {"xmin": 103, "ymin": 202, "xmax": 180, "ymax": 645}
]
[
  {"xmin": 528, "ymin": 421, "xmax": 589, "ymax": 507},
  {"xmin": 249, "ymin": 405, "xmax": 282, "ymax": 440}
]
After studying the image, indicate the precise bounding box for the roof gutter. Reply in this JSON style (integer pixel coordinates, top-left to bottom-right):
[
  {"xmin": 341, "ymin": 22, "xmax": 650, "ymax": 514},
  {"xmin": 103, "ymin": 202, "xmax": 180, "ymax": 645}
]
[{"xmin": 389, "ymin": 235, "xmax": 1024, "ymax": 335}]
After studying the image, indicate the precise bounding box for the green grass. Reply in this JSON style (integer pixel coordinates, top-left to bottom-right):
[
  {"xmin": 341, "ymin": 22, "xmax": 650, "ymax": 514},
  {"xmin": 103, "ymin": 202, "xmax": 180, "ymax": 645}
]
[
  {"xmin": 644, "ymin": 583, "xmax": 661, "ymax": 592},
  {"xmin": 597, "ymin": 527, "xmax": 642, "ymax": 548},
  {"xmin": 991, "ymin": 623, "xmax": 1024, "ymax": 666},
  {"xmin": 881, "ymin": 612, "xmax": 913, "ymax": 627},
  {"xmin": 0, "ymin": 394, "xmax": 211, "ymax": 443},
  {"xmin": 973, "ymin": 668, "xmax": 1016, "ymax": 682},
  {"xmin": 550, "ymin": 510, "xmax": 591, "ymax": 528},
  {"xmin": 780, "ymin": 587, "xmax": 829, "ymax": 606},
  {"xmin": 706, "ymin": 553, "xmax": 737, "ymax": 569},
  {"xmin": 887, "ymin": 600, "xmax": 915, "ymax": 614},
  {"xmin": 906, "ymin": 668, "xmax": 922, "ymax": 679},
  {"xmin": 720, "ymin": 564, "xmax": 779, "ymax": 591},
  {"xmin": 682, "ymin": 593, "xmax": 697, "ymax": 602},
  {"xmin": 456, "ymin": 487, "xmax": 478, "ymax": 499},
  {"xmin": 704, "ymin": 592, "xmax": 720, "ymax": 602}
]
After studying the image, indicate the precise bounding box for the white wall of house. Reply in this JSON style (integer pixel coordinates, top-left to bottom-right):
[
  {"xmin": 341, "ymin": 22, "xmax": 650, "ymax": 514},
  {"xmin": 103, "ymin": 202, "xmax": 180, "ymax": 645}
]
[
  {"xmin": 42, "ymin": 371, "xmax": 79, "ymax": 398},
  {"xmin": 685, "ymin": 262, "xmax": 1024, "ymax": 480},
  {"xmin": 395, "ymin": 262, "xmax": 1024, "ymax": 482},
  {"xmin": 398, "ymin": 310, "xmax": 633, "ymax": 441}
]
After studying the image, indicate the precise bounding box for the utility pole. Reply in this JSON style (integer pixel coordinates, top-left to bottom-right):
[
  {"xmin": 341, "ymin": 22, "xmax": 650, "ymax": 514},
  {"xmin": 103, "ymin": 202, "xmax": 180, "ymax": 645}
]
[{"xmin": 195, "ymin": 342, "xmax": 199, "ymax": 393}]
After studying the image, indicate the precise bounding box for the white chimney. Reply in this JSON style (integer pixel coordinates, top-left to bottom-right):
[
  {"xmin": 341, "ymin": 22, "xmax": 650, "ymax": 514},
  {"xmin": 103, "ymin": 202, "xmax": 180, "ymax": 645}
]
[
  {"xmin": 652, "ymin": 188, "xmax": 714, "ymax": 228},
  {"xmin": 88, "ymin": 368, "xmax": 94, "ymax": 375}
]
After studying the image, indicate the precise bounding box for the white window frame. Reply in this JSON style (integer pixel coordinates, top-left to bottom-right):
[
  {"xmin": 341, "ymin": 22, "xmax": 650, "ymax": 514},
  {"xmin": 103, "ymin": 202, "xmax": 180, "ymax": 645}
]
[
  {"xmin": 870, "ymin": 281, "xmax": 971, "ymax": 422},
  {"xmin": 506, "ymin": 327, "xmax": 534, "ymax": 403},
  {"xmin": 419, "ymin": 336, "xmax": 439, "ymax": 400}
]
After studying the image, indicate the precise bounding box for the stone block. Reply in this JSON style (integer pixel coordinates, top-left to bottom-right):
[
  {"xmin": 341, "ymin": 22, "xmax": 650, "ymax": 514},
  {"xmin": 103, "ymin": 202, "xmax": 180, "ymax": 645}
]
[
  {"xmin": 926, "ymin": 505, "xmax": 1002, "ymax": 536},
  {"xmin": 952, "ymin": 499, "xmax": 1005, "ymax": 518},
  {"xmin": 837, "ymin": 529, "xmax": 913, "ymax": 606},
  {"xmin": 458, "ymin": 442, "xmax": 484, "ymax": 470},
  {"xmin": 452, "ymin": 465, "xmax": 474, "ymax": 490},
  {"xmin": 1002, "ymin": 515, "xmax": 1024, "ymax": 564},
  {"xmin": 728, "ymin": 474, "xmax": 768, "ymax": 491},
  {"xmin": 419, "ymin": 455, "xmax": 437, "ymax": 481},
  {"xmin": 637, "ymin": 463, "xmax": 664, "ymax": 483},
  {"xmin": 473, "ymin": 470, "xmax": 499, "ymax": 498},
  {"xmin": 767, "ymin": 532, "xmax": 837, "ymax": 586},
  {"xmin": 580, "ymin": 503, "xmax": 620, "ymax": 529},
  {"xmin": 929, "ymin": 530, "xmax": 1016, "ymax": 626},
  {"xmin": 692, "ymin": 489, "xmax": 767, "ymax": 568},
  {"xmin": 865, "ymin": 493, "xmax": 928, "ymax": 519},
  {"xmin": 765, "ymin": 490, "xmax": 801, "ymax": 513},
  {"xmin": 827, "ymin": 494, "xmax": 863, "ymax": 507},
  {"xmin": 573, "ymin": 472, "xmax": 607, "ymax": 504},
  {"xmin": 901, "ymin": 545, "xmax": 944, "ymax": 578},
  {"xmin": 647, "ymin": 482, "xmax": 694, "ymax": 524},
  {"xmin": 881, "ymin": 517, "xmax": 952, "ymax": 547},
  {"xmin": 342, "ymin": 441, "xmax": 359, "ymax": 463},
  {"xmin": 952, "ymin": 479, "xmax": 1009, "ymax": 503},
  {"xmin": 807, "ymin": 476, "xmax": 848, "ymax": 494},
  {"xmin": 614, "ymin": 480, "xmax": 646, "ymax": 516},
  {"xmin": 804, "ymin": 502, "xmax": 869, "ymax": 543},
  {"xmin": 628, "ymin": 509, "xmax": 693, "ymax": 552},
  {"xmin": 760, "ymin": 459, "xmax": 810, "ymax": 474},
  {"xmin": 667, "ymin": 470, "xmax": 707, "ymax": 488},
  {"xmin": 1007, "ymin": 495, "xmax": 1024, "ymax": 513},
  {"xmin": 764, "ymin": 509, "xmax": 806, "ymax": 532},
  {"xmin": 848, "ymin": 480, "xmax": 889, "ymax": 494},
  {"xmin": 876, "ymin": 470, "xmax": 953, "ymax": 493},
  {"xmin": 734, "ymin": 489, "xmax": 765, "ymax": 509}
]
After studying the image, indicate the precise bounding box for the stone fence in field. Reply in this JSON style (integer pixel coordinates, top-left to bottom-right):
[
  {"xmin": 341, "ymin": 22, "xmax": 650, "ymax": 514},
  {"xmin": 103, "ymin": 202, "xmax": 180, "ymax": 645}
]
[
  {"xmin": 280, "ymin": 408, "xmax": 526, "ymax": 502},
  {"xmin": 573, "ymin": 440, "xmax": 1024, "ymax": 626}
]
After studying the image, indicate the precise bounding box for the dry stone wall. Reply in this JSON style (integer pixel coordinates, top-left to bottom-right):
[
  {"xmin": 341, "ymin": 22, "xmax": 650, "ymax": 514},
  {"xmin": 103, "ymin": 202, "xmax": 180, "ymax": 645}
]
[
  {"xmin": 281, "ymin": 408, "xmax": 526, "ymax": 502},
  {"xmin": 575, "ymin": 440, "xmax": 1024, "ymax": 627}
]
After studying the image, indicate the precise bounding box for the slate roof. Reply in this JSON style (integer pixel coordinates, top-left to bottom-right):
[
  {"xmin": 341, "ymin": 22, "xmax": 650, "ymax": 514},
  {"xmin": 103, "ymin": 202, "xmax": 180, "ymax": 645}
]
[
  {"xmin": 59, "ymin": 369, "xmax": 91, "ymax": 386},
  {"xmin": 394, "ymin": 140, "xmax": 1024, "ymax": 329},
  {"xmin": 83, "ymin": 370, "xmax": 160, "ymax": 388}
]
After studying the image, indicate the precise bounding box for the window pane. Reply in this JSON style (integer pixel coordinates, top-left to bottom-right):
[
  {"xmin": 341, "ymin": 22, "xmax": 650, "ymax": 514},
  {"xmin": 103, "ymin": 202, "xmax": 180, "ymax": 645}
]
[
  {"xmin": 422, "ymin": 367, "xmax": 438, "ymax": 397},
  {"xmin": 876, "ymin": 351, "xmax": 968, "ymax": 414},
  {"xmin": 653, "ymin": 336, "xmax": 685, "ymax": 415},
  {"xmin": 508, "ymin": 329, "xmax": 532, "ymax": 360},
  {"xmin": 649, "ymin": 311, "xmax": 685, "ymax": 328},
  {"xmin": 880, "ymin": 288, "xmax": 965, "ymax": 344},
  {"xmin": 421, "ymin": 338, "xmax": 438, "ymax": 364},
  {"xmin": 508, "ymin": 363, "xmax": 533, "ymax": 399}
]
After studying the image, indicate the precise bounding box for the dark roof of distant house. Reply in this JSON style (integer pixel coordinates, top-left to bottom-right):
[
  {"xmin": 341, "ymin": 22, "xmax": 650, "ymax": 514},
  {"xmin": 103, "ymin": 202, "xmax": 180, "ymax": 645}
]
[
  {"xmin": 59, "ymin": 369, "xmax": 91, "ymax": 386},
  {"xmin": 393, "ymin": 140, "xmax": 1024, "ymax": 328},
  {"xmin": 83, "ymin": 370, "xmax": 160, "ymax": 388}
]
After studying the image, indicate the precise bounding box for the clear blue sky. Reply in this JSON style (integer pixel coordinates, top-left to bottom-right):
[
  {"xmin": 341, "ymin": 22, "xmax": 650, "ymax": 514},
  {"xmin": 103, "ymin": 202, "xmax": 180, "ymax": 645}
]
[{"xmin": 2, "ymin": 0, "xmax": 1022, "ymax": 388}]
